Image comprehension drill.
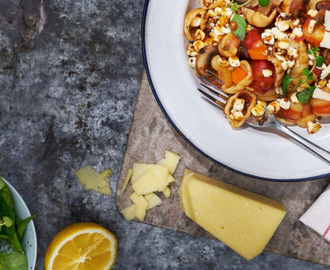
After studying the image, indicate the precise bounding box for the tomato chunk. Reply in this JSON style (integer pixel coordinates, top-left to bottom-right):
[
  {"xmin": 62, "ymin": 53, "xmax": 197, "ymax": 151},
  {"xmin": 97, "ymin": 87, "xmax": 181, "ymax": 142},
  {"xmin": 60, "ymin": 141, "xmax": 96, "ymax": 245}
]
[
  {"xmin": 243, "ymin": 30, "xmax": 264, "ymax": 50},
  {"xmin": 249, "ymin": 60, "xmax": 276, "ymax": 94}
]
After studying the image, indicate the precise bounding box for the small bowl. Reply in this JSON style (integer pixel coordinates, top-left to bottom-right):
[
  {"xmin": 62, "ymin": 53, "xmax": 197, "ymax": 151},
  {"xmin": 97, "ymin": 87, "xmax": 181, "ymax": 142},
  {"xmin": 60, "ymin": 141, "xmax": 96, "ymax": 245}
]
[{"xmin": 3, "ymin": 178, "xmax": 37, "ymax": 269}]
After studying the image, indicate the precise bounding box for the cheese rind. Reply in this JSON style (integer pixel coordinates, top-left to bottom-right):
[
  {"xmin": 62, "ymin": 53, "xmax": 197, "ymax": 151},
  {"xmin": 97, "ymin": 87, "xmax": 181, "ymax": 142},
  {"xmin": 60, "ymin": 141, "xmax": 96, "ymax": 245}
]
[{"xmin": 179, "ymin": 170, "xmax": 286, "ymax": 260}]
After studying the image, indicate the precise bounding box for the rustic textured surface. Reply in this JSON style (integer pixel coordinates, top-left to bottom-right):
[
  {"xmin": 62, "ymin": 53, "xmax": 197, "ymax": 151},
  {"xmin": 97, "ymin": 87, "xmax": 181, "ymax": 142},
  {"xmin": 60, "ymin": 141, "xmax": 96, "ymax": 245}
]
[
  {"xmin": 1, "ymin": 0, "xmax": 330, "ymax": 269},
  {"xmin": 117, "ymin": 71, "xmax": 330, "ymax": 267}
]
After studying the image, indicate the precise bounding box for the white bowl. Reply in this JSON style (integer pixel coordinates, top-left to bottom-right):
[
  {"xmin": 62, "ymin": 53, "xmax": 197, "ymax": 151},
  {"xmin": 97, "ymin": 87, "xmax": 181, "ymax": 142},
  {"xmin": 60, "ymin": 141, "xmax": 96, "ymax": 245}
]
[
  {"xmin": 142, "ymin": 0, "xmax": 330, "ymax": 181},
  {"xmin": 3, "ymin": 178, "xmax": 37, "ymax": 269}
]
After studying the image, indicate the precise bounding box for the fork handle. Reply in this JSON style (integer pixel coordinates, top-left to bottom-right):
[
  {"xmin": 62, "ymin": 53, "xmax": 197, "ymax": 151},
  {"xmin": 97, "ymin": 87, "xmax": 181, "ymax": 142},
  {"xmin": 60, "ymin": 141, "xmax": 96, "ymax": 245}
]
[{"xmin": 276, "ymin": 124, "xmax": 330, "ymax": 164}]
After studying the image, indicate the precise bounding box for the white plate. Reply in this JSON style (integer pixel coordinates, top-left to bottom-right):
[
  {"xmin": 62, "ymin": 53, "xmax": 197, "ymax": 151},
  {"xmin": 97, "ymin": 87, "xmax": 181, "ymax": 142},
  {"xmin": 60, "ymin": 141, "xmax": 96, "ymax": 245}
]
[
  {"xmin": 2, "ymin": 178, "xmax": 37, "ymax": 269},
  {"xmin": 142, "ymin": 0, "xmax": 330, "ymax": 181}
]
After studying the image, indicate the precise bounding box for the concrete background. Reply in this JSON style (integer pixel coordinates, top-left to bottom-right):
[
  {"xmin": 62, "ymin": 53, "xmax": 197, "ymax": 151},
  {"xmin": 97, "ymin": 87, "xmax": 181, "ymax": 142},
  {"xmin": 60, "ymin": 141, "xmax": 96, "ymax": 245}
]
[{"xmin": 0, "ymin": 0, "xmax": 329, "ymax": 269}]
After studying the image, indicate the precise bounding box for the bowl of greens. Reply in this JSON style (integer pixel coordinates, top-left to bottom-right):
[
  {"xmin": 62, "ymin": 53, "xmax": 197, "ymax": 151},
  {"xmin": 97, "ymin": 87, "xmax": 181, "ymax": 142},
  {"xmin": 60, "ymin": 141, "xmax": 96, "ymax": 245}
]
[{"xmin": 0, "ymin": 176, "xmax": 37, "ymax": 270}]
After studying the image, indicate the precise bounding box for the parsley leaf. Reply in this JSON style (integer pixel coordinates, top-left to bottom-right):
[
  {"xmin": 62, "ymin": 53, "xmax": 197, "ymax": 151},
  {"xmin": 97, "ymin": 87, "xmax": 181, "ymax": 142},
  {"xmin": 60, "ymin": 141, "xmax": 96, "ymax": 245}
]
[{"xmin": 231, "ymin": 14, "xmax": 247, "ymax": 41}]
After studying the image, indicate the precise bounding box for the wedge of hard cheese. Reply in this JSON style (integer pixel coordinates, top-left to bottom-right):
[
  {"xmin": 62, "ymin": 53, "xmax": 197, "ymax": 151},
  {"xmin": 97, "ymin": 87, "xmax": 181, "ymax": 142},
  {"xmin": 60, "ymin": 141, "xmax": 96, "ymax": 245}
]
[{"xmin": 179, "ymin": 170, "xmax": 286, "ymax": 260}]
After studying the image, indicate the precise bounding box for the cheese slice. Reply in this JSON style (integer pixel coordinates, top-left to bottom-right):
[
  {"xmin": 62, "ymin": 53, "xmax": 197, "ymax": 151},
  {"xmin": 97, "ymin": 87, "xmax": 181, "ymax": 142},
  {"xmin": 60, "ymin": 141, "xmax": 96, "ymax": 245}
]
[
  {"xmin": 157, "ymin": 150, "xmax": 181, "ymax": 174},
  {"xmin": 179, "ymin": 170, "xmax": 286, "ymax": 260},
  {"xmin": 320, "ymin": 31, "xmax": 330, "ymax": 49},
  {"xmin": 75, "ymin": 165, "xmax": 112, "ymax": 195},
  {"xmin": 120, "ymin": 204, "xmax": 136, "ymax": 220},
  {"xmin": 131, "ymin": 164, "xmax": 169, "ymax": 195},
  {"xmin": 145, "ymin": 193, "xmax": 162, "ymax": 210},
  {"xmin": 129, "ymin": 192, "xmax": 148, "ymax": 221},
  {"xmin": 325, "ymin": 10, "xmax": 330, "ymax": 31},
  {"xmin": 131, "ymin": 163, "xmax": 153, "ymax": 183}
]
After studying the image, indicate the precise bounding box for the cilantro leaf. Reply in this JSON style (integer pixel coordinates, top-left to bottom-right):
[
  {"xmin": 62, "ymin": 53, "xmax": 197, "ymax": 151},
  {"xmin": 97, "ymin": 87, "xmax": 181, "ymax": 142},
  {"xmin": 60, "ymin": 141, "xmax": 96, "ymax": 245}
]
[{"xmin": 231, "ymin": 14, "xmax": 246, "ymax": 41}]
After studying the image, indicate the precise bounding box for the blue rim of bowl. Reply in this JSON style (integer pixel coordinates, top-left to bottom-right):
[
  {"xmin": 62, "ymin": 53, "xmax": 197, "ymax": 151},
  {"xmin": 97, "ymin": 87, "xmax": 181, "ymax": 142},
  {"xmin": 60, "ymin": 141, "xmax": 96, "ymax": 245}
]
[
  {"xmin": 3, "ymin": 178, "xmax": 37, "ymax": 269},
  {"xmin": 141, "ymin": 0, "xmax": 330, "ymax": 182}
]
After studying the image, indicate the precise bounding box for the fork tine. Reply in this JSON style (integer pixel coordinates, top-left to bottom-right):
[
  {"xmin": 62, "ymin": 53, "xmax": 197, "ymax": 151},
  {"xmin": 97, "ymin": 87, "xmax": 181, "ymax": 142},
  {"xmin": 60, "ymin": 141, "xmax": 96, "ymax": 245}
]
[
  {"xmin": 206, "ymin": 70, "xmax": 223, "ymax": 86},
  {"xmin": 200, "ymin": 82, "xmax": 228, "ymax": 100},
  {"xmin": 198, "ymin": 87, "xmax": 226, "ymax": 110}
]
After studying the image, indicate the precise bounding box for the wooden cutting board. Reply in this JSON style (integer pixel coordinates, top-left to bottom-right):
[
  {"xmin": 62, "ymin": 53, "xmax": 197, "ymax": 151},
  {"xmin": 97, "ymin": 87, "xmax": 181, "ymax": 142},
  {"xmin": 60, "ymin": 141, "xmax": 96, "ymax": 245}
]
[{"xmin": 116, "ymin": 71, "xmax": 330, "ymax": 265}]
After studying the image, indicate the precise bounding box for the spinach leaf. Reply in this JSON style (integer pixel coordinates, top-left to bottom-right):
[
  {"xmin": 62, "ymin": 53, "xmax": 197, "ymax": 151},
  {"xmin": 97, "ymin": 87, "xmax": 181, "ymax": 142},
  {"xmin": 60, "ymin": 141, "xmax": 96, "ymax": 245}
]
[
  {"xmin": 0, "ymin": 251, "xmax": 28, "ymax": 270},
  {"xmin": 16, "ymin": 213, "xmax": 38, "ymax": 240}
]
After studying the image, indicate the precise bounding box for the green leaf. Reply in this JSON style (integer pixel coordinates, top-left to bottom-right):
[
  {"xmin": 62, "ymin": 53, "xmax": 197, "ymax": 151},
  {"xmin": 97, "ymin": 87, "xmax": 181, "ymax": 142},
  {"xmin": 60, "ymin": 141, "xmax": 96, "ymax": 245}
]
[
  {"xmin": 258, "ymin": 0, "xmax": 270, "ymax": 6},
  {"xmin": 301, "ymin": 68, "xmax": 313, "ymax": 80},
  {"xmin": 231, "ymin": 13, "xmax": 247, "ymax": 41},
  {"xmin": 297, "ymin": 86, "xmax": 316, "ymax": 104},
  {"xmin": 230, "ymin": 2, "xmax": 239, "ymax": 11},
  {"xmin": 0, "ymin": 251, "xmax": 28, "ymax": 270},
  {"xmin": 2, "ymin": 217, "xmax": 13, "ymax": 228},
  {"xmin": 316, "ymin": 56, "xmax": 324, "ymax": 67},
  {"xmin": 282, "ymin": 74, "xmax": 292, "ymax": 96},
  {"xmin": 307, "ymin": 49, "xmax": 314, "ymax": 55},
  {"xmin": 16, "ymin": 213, "xmax": 37, "ymax": 240},
  {"xmin": 0, "ymin": 178, "xmax": 13, "ymax": 209}
]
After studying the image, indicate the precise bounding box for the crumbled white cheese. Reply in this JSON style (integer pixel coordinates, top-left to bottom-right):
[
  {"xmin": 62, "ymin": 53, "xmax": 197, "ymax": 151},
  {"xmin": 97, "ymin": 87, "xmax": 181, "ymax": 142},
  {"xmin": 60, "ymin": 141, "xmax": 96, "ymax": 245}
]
[
  {"xmin": 312, "ymin": 87, "xmax": 330, "ymax": 101},
  {"xmin": 230, "ymin": 111, "xmax": 244, "ymax": 120},
  {"xmin": 229, "ymin": 56, "xmax": 240, "ymax": 67},
  {"xmin": 292, "ymin": 19, "xmax": 300, "ymax": 26},
  {"xmin": 292, "ymin": 27, "xmax": 303, "ymax": 38},
  {"xmin": 307, "ymin": 9, "xmax": 318, "ymax": 17},
  {"xmin": 281, "ymin": 61, "xmax": 288, "ymax": 71},
  {"xmin": 320, "ymin": 31, "xmax": 330, "ymax": 49},
  {"xmin": 233, "ymin": 98, "xmax": 245, "ymax": 111},
  {"xmin": 320, "ymin": 64, "xmax": 330, "ymax": 79},
  {"xmin": 262, "ymin": 69, "xmax": 273, "ymax": 77},
  {"xmin": 288, "ymin": 60, "xmax": 295, "ymax": 68},
  {"xmin": 325, "ymin": 10, "xmax": 330, "ymax": 31},
  {"xmin": 308, "ymin": 20, "xmax": 317, "ymax": 34}
]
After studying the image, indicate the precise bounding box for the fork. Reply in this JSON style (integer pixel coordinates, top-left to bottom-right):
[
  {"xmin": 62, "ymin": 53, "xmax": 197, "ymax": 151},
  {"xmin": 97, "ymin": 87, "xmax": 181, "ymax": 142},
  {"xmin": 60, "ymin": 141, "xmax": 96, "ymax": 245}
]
[{"xmin": 198, "ymin": 82, "xmax": 330, "ymax": 165}]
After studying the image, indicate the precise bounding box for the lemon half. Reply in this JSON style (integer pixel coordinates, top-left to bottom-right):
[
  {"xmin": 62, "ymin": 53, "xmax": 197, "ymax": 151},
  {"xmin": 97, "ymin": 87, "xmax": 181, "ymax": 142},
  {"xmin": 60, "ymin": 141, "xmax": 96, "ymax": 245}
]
[{"xmin": 45, "ymin": 222, "xmax": 117, "ymax": 270}]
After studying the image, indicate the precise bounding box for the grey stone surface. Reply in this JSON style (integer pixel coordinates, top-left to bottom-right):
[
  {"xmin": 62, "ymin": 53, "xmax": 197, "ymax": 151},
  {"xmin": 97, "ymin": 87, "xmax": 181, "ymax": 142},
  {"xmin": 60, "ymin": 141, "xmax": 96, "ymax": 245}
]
[{"xmin": 0, "ymin": 0, "xmax": 329, "ymax": 270}]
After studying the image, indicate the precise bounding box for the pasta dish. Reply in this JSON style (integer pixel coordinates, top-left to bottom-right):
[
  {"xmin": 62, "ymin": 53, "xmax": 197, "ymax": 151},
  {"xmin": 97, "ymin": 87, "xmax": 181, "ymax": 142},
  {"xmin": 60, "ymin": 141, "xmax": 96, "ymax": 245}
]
[{"xmin": 184, "ymin": 0, "xmax": 330, "ymax": 133}]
